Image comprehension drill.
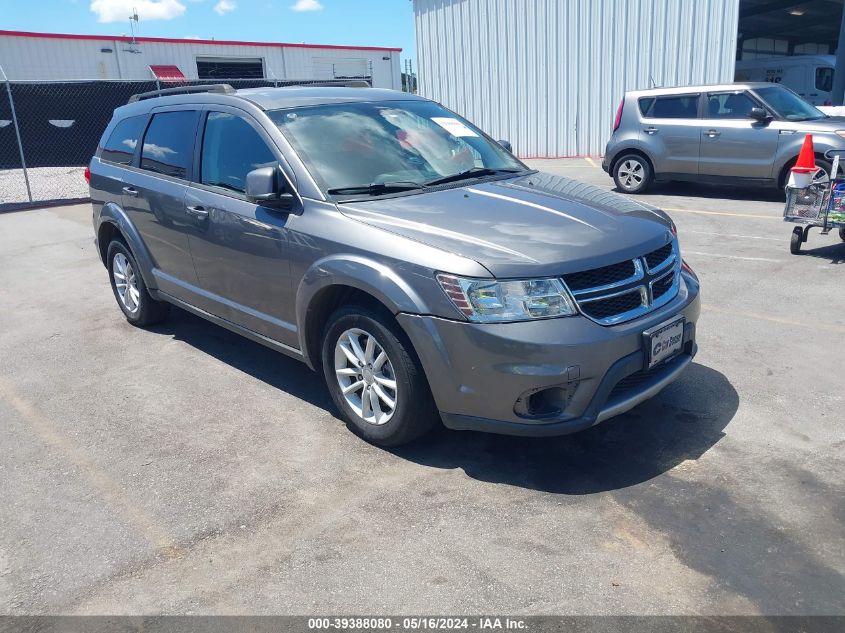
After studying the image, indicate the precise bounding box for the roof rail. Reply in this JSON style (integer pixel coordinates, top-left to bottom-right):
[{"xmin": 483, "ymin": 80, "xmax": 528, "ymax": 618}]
[
  {"xmin": 128, "ymin": 83, "xmax": 236, "ymax": 103},
  {"xmin": 281, "ymin": 80, "xmax": 371, "ymax": 88}
]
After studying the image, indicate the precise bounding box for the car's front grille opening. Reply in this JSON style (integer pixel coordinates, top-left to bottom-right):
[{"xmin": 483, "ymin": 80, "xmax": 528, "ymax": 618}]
[
  {"xmin": 645, "ymin": 243, "xmax": 673, "ymax": 270},
  {"xmin": 562, "ymin": 259, "xmax": 636, "ymax": 292},
  {"xmin": 652, "ymin": 271, "xmax": 676, "ymax": 300},
  {"xmin": 579, "ymin": 290, "xmax": 643, "ymax": 321},
  {"xmin": 608, "ymin": 347, "xmax": 689, "ymax": 401},
  {"xmin": 562, "ymin": 239, "xmax": 681, "ymax": 325}
]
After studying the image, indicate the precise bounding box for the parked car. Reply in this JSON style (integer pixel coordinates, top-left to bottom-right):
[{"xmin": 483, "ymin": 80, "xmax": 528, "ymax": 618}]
[
  {"xmin": 603, "ymin": 82, "xmax": 844, "ymax": 194},
  {"xmin": 90, "ymin": 84, "xmax": 700, "ymax": 446}
]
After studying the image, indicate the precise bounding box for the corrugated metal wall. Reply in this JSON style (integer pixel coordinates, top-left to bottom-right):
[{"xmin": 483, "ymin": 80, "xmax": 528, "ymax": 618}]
[{"xmin": 414, "ymin": 0, "xmax": 740, "ymax": 157}]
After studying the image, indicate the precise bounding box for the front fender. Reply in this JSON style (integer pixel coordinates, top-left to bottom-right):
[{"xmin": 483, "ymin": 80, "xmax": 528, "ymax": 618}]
[
  {"xmin": 296, "ymin": 254, "xmax": 446, "ymax": 368},
  {"xmin": 97, "ymin": 202, "xmax": 159, "ymax": 292}
]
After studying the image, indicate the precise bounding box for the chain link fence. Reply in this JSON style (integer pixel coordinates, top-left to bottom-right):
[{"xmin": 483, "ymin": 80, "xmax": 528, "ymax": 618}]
[{"xmin": 0, "ymin": 77, "xmax": 371, "ymax": 210}]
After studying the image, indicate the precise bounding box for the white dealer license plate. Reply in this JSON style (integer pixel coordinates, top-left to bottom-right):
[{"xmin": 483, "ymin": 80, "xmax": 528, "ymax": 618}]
[{"xmin": 645, "ymin": 316, "xmax": 685, "ymax": 369}]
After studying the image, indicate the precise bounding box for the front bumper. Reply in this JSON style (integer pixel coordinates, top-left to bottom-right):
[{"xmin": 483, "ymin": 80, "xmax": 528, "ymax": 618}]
[{"xmin": 397, "ymin": 272, "xmax": 700, "ymax": 437}]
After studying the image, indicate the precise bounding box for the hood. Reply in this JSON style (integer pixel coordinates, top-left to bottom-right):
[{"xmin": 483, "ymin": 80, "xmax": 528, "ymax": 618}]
[{"xmin": 339, "ymin": 172, "xmax": 675, "ymax": 278}]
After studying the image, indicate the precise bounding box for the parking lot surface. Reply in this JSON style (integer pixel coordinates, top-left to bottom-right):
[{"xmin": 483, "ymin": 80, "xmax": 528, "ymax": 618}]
[{"xmin": 0, "ymin": 159, "xmax": 843, "ymax": 615}]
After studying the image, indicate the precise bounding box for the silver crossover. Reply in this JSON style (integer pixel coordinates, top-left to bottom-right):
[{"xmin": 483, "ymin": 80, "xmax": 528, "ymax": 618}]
[
  {"xmin": 603, "ymin": 82, "xmax": 845, "ymax": 193},
  {"xmin": 90, "ymin": 84, "xmax": 700, "ymax": 446}
]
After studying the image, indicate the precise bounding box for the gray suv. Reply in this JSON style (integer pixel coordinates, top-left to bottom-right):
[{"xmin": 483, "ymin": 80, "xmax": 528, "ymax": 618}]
[
  {"xmin": 603, "ymin": 82, "xmax": 844, "ymax": 193},
  {"xmin": 90, "ymin": 84, "xmax": 700, "ymax": 446}
]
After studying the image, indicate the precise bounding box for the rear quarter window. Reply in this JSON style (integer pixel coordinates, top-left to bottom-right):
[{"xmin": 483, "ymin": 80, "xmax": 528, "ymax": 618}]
[
  {"xmin": 639, "ymin": 95, "xmax": 700, "ymax": 119},
  {"xmin": 140, "ymin": 110, "xmax": 199, "ymax": 180},
  {"xmin": 100, "ymin": 115, "xmax": 147, "ymax": 165}
]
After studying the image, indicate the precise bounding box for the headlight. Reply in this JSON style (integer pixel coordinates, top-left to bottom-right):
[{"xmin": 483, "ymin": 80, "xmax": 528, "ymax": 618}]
[{"xmin": 437, "ymin": 274, "xmax": 577, "ymax": 322}]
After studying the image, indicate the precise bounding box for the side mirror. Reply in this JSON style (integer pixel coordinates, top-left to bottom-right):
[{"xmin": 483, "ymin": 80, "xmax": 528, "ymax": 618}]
[
  {"xmin": 245, "ymin": 166, "xmax": 295, "ymax": 209},
  {"xmin": 497, "ymin": 139, "xmax": 513, "ymax": 153},
  {"xmin": 749, "ymin": 107, "xmax": 769, "ymax": 122}
]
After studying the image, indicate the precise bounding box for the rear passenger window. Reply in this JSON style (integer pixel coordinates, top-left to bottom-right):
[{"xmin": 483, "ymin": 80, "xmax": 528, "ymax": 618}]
[
  {"xmin": 640, "ymin": 95, "xmax": 700, "ymax": 119},
  {"xmin": 140, "ymin": 111, "xmax": 199, "ymax": 179},
  {"xmin": 101, "ymin": 115, "xmax": 146, "ymax": 165},
  {"xmin": 200, "ymin": 112, "xmax": 277, "ymax": 193}
]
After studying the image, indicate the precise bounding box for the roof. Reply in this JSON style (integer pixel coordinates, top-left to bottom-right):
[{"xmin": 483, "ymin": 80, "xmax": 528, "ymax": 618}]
[
  {"xmin": 116, "ymin": 86, "xmax": 427, "ymax": 117},
  {"xmin": 0, "ymin": 29, "xmax": 401, "ymax": 53},
  {"xmin": 235, "ymin": 86, "xmax": 426, "ymax": 110},
  {"xmin": 627, "ymin": 82, "xmax": 775, "ymax": 97}
]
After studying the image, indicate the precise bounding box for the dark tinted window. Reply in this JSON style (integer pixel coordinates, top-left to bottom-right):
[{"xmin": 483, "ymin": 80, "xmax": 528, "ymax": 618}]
[
  {"xmin": 706, "ymin": 92, "xmax": 758, "ymax": 118},
  {"xmin": 640, "ymin": 95, "xmax": 700, "ymax": 119},
  {"xmin": 140, "ymin": 111, "xmax": 199, "ymax": 179},
  {"xmin": 201, "ymin": 112, "xmax": 277, "ymax": 193},
  {"xmin": 816, "ymin": 67, "xmax": 834, "ymax": 92},
  {"xmin": 101, "ymin": 115, "xmax": 146, "ymax": 165},
  {"xmin": 197, "ymin": 58, "xmax": 264, "ymax": 79}
]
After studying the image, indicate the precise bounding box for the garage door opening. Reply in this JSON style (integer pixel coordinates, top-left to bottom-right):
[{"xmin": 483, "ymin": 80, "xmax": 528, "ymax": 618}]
[
  {"xmin": 196, "ymin": 57, "xmax": 265, "ymax": 80},
  {"xmin": 736, "ymin": 0, "xmax": 845, "ymax": 105}
]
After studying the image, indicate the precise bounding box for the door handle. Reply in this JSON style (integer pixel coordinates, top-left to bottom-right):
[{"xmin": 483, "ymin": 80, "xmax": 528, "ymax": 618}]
[
  {"xmin": 122, "ymin": 186, "xmax": 139, "ymax": 197},
  {"xmin": 644, "ymin": 126, "xmax": 659, "ymax": 135},
  {"xmin": 705, "ymin": 129, "xmax": 721, "ymax": 138},
  {"xmin": 186, "ymin": 205, "xmax": 209, "ymax": 219}
]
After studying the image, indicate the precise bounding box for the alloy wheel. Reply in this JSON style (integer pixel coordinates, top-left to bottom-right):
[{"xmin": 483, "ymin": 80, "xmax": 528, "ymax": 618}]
[
  {"xmin": 334, "ymin": 327, "xmax": 397, "ymax": 425},
  {"xmin": 112, "ymin": 252, "xmax": 140, "ymax": 314},
  {"xmin": 618, "ymin": 159, "xmax": 645, "ymax": 190}
]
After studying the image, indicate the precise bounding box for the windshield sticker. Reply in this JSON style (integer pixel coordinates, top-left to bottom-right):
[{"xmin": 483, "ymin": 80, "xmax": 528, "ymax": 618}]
[{"xmin": 431, "ymin": 117, "xmax": 478, "ymax": 137}]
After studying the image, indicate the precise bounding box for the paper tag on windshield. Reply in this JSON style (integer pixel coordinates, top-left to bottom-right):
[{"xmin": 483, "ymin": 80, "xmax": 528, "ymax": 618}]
[{"xmin": 431, "ymin": 117, "xmax": 478, "ymax": 137}]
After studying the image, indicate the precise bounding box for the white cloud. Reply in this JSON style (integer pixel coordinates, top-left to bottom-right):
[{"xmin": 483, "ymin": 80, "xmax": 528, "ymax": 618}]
[
  {"xmin": 291, "ymin": 0, "xmax": 322, "ymax": 11},
  {"xmin": 213, "ymin": 0, "xmax": 235, "ymax": 15},
  {"xmin": 90, "ymin": 0, "xmax": 186, "ymax": 22}
]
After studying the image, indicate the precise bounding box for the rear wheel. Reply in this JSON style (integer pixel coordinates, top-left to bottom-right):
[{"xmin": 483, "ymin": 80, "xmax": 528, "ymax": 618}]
[
  {"xmin": 613, "ymin": 154, "xmax": 654, "ymax": 194},
  {"xmin": 107, "ymin": 239, "xmax": 170, "ymax": 326},
  {"xmin": 321, "ymin": 305, "xmax": 438, "ymax": 446}
]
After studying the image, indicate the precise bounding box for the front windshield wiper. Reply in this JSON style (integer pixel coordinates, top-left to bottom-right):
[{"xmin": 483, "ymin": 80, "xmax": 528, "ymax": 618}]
[
  {"xmin": 327, "ymin": 181, "xmax": 425, "ymax": 196},
  {"xmin": 422, "ymin": 167, "xmax": 523, "ymax": 187}
]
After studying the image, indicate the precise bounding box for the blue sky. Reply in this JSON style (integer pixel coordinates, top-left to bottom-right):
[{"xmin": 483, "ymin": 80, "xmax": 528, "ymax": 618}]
[{"xmin": 0, "ymin": 0, "xmax": 417, "ymax": 64}]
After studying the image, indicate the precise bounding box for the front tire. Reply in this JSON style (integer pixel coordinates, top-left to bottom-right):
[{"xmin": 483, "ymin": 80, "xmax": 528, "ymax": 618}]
[
  {"xmin": 613, "ymin": 154, "xmax": 654, "ymax": 194},
  {"xmin": 107, "ymin": 239, "xmax": 169, "ymax": 326},
  {"xmin": 321, "ymin": 305, "xmax": 438, "ymax": 446}
]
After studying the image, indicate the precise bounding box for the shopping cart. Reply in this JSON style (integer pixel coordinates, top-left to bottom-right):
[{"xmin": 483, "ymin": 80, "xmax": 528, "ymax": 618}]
[{"xmin": 784, "ymin": 149, "xmax": 845, "ymax": 254}]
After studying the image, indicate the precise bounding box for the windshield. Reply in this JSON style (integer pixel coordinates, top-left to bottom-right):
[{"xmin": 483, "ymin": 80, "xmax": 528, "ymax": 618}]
[
  {"xmin": 753, "ymin": 85, "xmax": 827, "ymax": 121},
  {"xmin": 268, "ymin": 100, "xmax": 525, "ymax": 196}
]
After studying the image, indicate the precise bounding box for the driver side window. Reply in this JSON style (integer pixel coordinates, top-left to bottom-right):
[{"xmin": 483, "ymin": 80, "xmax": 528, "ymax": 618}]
[
  {"xmin": 200, "ymin": 112, "xmax": 277, "ymax": 194},
  {"xmin": 706, "ymin": 92, "xmax": 757, "ymax": 119}
]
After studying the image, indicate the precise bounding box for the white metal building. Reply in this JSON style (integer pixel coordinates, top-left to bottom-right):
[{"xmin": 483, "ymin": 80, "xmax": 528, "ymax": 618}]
[
  {"xmin": 412, "ymin": 0, "xmax": 740, "ymax": 157},
  {"xmin": 0, "ymin": 30, "xmax": 403, "ymax": 90}
]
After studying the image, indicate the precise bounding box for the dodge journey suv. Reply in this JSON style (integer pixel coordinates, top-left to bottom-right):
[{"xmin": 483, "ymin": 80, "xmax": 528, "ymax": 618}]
[
  {"xmin": 90, "ymin": 84, "xmax": 700, "ymax": 446},
  {"xmin": 604, "ymin": 82, "xmax": 841, "ymax": 193}
]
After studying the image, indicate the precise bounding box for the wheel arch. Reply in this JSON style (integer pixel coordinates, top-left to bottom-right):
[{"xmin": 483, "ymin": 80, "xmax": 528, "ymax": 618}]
[
  {"xmin": 777, "ymin": 152, "xmax": 833, "ymax": 188},
  {"xmin": 609, "ymin": 147, "xmax": 655, "ymax": 176},
  {"xmin": 96, "ymin": 202, "xmax": 158, "ymax": 291},
  {"xmin": 296, "ymin": 255, "xmax": 429, "ymax": 370}
]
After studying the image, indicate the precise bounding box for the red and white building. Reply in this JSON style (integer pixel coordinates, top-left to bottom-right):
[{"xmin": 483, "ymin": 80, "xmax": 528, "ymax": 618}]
[{"xmin": 0, "ymin": 30, "xmax": 402, "ymax": 89}]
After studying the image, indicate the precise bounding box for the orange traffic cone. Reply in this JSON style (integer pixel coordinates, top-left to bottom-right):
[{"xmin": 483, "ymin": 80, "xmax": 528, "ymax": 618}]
[{"xmin": 788, "ymin": 134, "xmax": 816, "ymax": 188}]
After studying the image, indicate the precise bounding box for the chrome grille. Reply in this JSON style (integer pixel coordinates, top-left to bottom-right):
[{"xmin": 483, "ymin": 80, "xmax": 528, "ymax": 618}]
[{"xmin": 562, "ymin": 238, "xmax": 680, "ymax": 325}]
